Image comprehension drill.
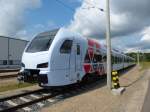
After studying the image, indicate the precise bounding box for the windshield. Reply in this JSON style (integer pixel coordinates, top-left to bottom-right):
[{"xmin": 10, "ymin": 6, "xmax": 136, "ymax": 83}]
[{"xmin": 26, "ymin": 29, "xmax": 59, "ymax": 53}]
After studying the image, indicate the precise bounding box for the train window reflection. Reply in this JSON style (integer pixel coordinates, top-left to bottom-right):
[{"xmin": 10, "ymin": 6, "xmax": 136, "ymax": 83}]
[{"xmin": 60, "ymin": 40, "xmax": 73, "ymax": 54}]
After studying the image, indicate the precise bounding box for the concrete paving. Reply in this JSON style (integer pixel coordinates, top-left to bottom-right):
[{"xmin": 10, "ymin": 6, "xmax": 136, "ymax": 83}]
[{"xmin": 141, "ymin": 71, "xmax": 150, "ymax": 112}]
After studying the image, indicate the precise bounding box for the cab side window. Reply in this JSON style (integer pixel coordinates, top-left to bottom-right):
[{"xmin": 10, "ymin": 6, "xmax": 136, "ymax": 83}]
[{"xmin": 60, "ymin": 40, "xmax": 73, "ymax": 54}]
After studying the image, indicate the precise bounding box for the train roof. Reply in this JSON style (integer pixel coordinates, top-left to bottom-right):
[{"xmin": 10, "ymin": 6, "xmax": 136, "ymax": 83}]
[
  {"xmin": 89, "ymin": 39, "xmax": 134, "ymax": 60},
  {"xmin": 95, "ymin": 42, "xmax": 125, "ymax": 55}
]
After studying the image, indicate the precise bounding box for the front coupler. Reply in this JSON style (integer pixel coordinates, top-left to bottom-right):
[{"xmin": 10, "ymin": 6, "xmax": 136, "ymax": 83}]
[{"xmin": 17, "ymin": 69, "xmax": 39, "ymax": 83}]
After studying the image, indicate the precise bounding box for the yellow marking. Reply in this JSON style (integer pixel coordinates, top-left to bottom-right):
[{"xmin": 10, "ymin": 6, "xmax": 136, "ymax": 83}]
[
  {"xmin": 116, "ymin": 76, "xmax": 119, "ymax": 79},
  {"xmin": 112, "ymin": 77, "xmax": 117, "ymax": 80},
  {"xmin": 113, "ymin": 83, "xmax": 118, "ymax": 86},
  {"xmin": 112, "ymin": 72, "xmax": 117, "ymax": 75}
]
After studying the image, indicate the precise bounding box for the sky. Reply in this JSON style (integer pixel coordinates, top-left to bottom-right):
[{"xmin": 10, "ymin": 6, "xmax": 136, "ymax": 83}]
[{"xmin": 0, "ymin": 0, "xmax": 150, "ymax": 53}]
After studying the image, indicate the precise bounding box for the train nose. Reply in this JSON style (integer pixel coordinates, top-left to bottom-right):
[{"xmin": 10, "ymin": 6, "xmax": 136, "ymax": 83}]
[{"xmin": 22, "ymin": 52, "xmax": 49, "ymax": 69}]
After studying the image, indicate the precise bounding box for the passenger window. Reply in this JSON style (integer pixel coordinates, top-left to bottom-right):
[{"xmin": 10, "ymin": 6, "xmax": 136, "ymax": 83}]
[
  {"xmin": 115, "ymin": 57, "xmax": 118, "ymax": 64},
  {"xmin": 60, "ymin": 40, "xmax": 73, "ymax": 54},
  {"xmin": 77, "ymin": 45, "xmax": 80, "ymax": 55},
  {"xmin": 103, "ymin": 56, "xmax": 107, "ymax": 62},
  {"xmin": 112, "ymin": 56, "xmax": 115, "ymax": 64},
  {"xmin": 94, "ymin": 54, "xmax": 102, "ymax": 63}
]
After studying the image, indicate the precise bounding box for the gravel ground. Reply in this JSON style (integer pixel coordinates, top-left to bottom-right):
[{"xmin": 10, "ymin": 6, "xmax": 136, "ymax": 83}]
[
  {"xmin": 41, "ymin": 66, "xmax": 150, "ymax": 112},
  {"xmin": 0, "ymin": 85, "xmax": 41, "ymax": 97},
  {"xmin": 0, "ymin": 71, "xmax": 18, "ymax": 76},
  {"xmin": 0, "ymin": 71, "xmax": 18, "ymax": 89},
  {"xmin": 0, "ymin": 77, "xmax": 17, "ymax": 86}
]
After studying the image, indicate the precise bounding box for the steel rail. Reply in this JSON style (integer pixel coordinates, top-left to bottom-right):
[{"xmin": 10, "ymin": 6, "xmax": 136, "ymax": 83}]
[
  {"xmin": 0, "ymin": 92, "xmax": 60, "ymax": 112},
  {"xmin": 0, "ymin": 88, "xmax": 45, "ymax": 102},
  {"xmin": 0, "ymin": 74, "xmax": 18, "ymax": 79},
  {"xmin": 0, "ymin": 69, "xmax": 19, "ymax": 73}
]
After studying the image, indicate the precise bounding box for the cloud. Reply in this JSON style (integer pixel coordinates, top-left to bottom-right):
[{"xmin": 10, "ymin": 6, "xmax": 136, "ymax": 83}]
[
  {"xmin": 0, "ymin": 0, "xmax": 41, "ymax": 37},
  {"xmin": 141, "ymin": 27, "xmax": 150, "ymax": 42},
  {"xmin": 125, "ymin": 27, "xmax": 150, "ymax": 52},
  {"xmin": 69, "ymin": 0, "xmax": 150, "ymax": 38},
  {"xmin": 141, "ymin": 35, "xmax": 150, "ymax": 42},
  {"xmin": 16, "ymin": 20, "xmax": 57, "ymax": 40},
  {"xmin": 47, "ymin": 21, "xmax": 56, "ymax": 28},
  {"xmin": 34, "ymin": 24, "xmax": 45, "ymax": 29},
  {"xmin": 68, "ymin": 0, "xmax": 150, "ymax": 52}
]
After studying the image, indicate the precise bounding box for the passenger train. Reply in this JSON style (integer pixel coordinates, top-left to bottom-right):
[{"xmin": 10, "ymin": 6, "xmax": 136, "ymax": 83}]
[{"xmin": 18, "ymin": 28, "xmax": 135, "ymax": 88}]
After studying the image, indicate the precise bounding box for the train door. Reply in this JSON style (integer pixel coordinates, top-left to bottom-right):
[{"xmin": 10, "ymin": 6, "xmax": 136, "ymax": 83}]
[
  {"xmin": 52, "ymin": 39, "xmax": 72, "ymax": 73},
  {"xmin": 76, "ymin": 44, "xmax": 82, "ymax": 71},
  {"xmin": 69, "ymin": 42, "xmax": 82, "ymax": 81},
  {"xmin": 69, "ymin": 41, "xmax": 76, "ymax": 81}
]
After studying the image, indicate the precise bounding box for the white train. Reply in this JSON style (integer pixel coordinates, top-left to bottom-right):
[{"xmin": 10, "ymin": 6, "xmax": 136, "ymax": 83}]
[{"xmin": 18, "ymin": 28, "xmax": 135, "ymax": 88}]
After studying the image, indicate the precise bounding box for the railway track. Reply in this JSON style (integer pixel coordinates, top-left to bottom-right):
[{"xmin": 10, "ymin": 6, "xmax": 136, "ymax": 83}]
[
  {"xmin": 0, "ymin": 88, "xmax": 61, "ymax": 112},
  {"xmin": 0, "ymin": 74, "xmax": 18, "ymax": 79},
  {"xmin": 0, "ymin": 77, "xmax": 105, "ymax": 112},
  {"xmin": 0, "ymin": 69, "xmax": 19, "ymax": 73},
  {"xmin": 0, "ymin": 69, "xmax": 19, "ymax": 79},
  {"xmin": 0, "ymin": 85, "xmax": 82, "ymax": 112}
]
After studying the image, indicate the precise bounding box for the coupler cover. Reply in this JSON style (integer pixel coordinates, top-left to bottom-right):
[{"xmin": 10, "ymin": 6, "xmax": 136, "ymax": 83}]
[{"xmin": 18, "ymin": 69, "xmax": 40, "ymax": 83}]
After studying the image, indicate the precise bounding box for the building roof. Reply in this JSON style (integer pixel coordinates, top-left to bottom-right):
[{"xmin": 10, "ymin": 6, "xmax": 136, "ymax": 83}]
[{"xmin": 0, "ymin": 36, "xmax": 29, "ymax": 42}]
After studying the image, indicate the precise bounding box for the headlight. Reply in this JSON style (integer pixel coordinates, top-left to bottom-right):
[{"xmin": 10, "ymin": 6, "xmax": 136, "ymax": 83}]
[{"xmin": 37, "ymin": 62, "xmax": 48, "ymax": 68}]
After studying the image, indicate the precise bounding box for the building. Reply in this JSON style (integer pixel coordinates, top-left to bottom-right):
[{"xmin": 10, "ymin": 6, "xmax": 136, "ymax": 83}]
[{"xmin": 0, "ymin": 36, "xmax": 28, "ymax": 68}]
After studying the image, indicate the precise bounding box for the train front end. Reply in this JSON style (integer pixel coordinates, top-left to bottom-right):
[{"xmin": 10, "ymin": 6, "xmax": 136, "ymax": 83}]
[{"xmin": 18, "ymin": 29, "xmax": 59, "ymax": 86}]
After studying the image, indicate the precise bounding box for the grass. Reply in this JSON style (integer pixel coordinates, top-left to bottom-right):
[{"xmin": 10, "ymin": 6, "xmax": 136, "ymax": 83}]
[
  {"xmin": 0, "ymin": 82, "xmax": 35, "ymax": 92},
  {"xmin": 140, "ymin": 61, "xmax": 150, "ymax": 70}
]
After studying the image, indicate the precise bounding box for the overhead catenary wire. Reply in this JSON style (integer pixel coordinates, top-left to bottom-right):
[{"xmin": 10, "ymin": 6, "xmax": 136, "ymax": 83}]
[
  {"xmin": 55, "ymin": 0, "xmax": 75, "ymax": 12},
  {"xmin": 83, "ymin": 0, "xmax": 105, "ymax": 12}
]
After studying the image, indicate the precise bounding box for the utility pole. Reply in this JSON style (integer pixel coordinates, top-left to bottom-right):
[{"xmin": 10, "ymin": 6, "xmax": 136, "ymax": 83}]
[{"xmin": 106, "ymin": 0, "xmax": 112, "ymax": 89}]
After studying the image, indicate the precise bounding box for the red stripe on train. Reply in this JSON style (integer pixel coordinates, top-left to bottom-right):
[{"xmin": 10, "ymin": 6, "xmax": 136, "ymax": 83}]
[{"xmin": 83, "ymin": 64, "xmax": 92, "ymax": 73}]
